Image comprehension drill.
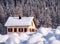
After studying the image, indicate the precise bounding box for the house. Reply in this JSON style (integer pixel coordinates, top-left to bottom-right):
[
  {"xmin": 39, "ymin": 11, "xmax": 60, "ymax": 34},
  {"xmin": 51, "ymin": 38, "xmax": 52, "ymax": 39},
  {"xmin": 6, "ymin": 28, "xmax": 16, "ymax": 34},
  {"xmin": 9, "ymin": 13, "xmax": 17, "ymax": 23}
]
[{"xmin": 4, "ymin": 16, "xmax": 37, "ymax": 34}]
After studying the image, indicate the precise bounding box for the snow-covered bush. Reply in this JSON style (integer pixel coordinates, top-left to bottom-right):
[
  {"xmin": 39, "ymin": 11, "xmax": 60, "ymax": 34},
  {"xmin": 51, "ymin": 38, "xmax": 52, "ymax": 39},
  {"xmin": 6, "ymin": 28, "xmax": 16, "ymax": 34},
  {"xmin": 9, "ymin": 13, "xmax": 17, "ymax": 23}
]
[
  {"xmin": 28, "ymin": 33, "xmax": 45, "ymax": 44},
  {"xmin": 0, "ymin": 27, "xmax": 60, "ymax": 44},
  {"xmin": 39, "ymin": 27, "xmax": 53, "ymax": 36}
]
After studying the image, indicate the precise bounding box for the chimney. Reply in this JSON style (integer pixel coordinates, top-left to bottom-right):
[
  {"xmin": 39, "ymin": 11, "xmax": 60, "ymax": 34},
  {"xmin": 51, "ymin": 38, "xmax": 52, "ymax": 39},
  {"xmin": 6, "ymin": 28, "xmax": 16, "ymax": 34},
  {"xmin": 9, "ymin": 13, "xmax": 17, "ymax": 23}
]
[{"xmin": 19, "ymin": 15, "xmax": 21, "ymax": 19}]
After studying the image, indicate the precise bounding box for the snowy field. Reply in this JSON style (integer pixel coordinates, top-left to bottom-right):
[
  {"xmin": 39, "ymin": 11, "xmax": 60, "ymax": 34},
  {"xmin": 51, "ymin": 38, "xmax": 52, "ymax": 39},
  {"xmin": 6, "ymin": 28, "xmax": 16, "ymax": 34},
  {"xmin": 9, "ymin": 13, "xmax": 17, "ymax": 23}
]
[{"xmin": 0, "ymin": 26, "xmax": 60, "ymax": 44}]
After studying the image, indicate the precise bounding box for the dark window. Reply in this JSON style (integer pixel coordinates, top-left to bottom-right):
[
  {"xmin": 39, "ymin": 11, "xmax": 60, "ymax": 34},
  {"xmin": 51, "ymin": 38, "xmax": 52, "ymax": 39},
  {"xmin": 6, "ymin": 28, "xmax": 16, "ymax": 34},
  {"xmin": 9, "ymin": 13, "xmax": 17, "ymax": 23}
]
[
  {"xmin": 30, "ymin": 28, "xmax": 35, "ymax": 32},
  {"xmin": 8, "ymin": 28, "xmax": 12, "ymax": 32},
  {"xmin": 32, "ymin": 29, "xmax": 35, "ymax": 32},
  {"xmin": 19, "ymin": 28, "xmax": 23, "ymax": 32},
  {"xmin": 19, "ymin": 28, "xmax": 21, "ymax": 32},
  {"xmin": 14, "ymin": 28, "xmax": 17, "ymax": 32},
  {"xmin": 24, "ymin": 28, "xmax": 27, "ymax": 32}
]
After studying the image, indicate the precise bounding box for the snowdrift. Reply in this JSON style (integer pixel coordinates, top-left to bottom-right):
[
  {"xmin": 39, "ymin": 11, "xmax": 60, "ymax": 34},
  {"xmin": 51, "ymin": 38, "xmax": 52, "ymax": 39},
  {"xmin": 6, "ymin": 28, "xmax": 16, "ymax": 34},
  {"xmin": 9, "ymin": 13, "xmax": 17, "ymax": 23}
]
[{"xmin": 0, "ymin": 27, "xmax": 60, "ymax": 44}]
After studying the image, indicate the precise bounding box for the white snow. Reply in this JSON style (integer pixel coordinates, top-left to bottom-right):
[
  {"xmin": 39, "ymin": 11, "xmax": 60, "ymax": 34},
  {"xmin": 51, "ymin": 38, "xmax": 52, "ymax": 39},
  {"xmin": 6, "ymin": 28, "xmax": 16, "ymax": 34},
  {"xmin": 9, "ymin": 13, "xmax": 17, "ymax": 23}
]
[
  {"xmin": 57, "ymin": 26, "xmax": 60, "ymax": 29},
  {"xmin": 28, "ymin": 33, "xmax": 46, "ymax": 44},
  {"xmin": 55, "ymin": 26, "xmax": 60, "ymax": 35},
  {"xmin": 55, "ymin": 29, "xmax": 60, "ymax": 35},
  {"xmin": 37, "ymin": 41, "xmax": 44, "ymax": 44},
  {"xmin": 19, "ymin": 33, "xmax": 30, "ymax": 41},
  {"xmin": 49, "ymin": 36, "xmax": 60, "ymax": 44},
  {"xmin": 5, "ymin": 17, "xmax": 34, "ymax": 26},
  {"xmin": 6, "ymin": 33, "xmax": 20, "ymax": 44},
  {"xmin": 51, "ymin": 40, "xmax": 60, "ymax": 44},
  {"xmin": 39, "ymin": 27, "xmax": 52, "ymax": 36},
  {"xmin": 0, "ymin": 34, "xmax": 9, "ymax": 43},
  {"xmin": 49, "ymin": 36, "xmax": 56, "ymax": 41},
  {"xmin": 0, "ymin": 27, "xmax": 60, "ymax": 44}
]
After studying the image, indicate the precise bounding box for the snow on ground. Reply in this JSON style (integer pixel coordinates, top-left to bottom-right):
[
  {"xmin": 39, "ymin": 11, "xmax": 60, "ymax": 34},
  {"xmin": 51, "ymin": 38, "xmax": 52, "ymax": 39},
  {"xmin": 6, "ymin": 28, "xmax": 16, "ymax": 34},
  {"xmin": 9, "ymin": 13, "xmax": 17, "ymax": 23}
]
[
  {"xmin": 55, "ymin": 26, "xmax": 60, "ymax": 35},
  {"xmin": 49, "ymin": 36, "xmax": 60, "ymax": 44},
  {"xmin": 39, "ymin": 27, "xmax": 53, "ymax": 36},
  {"xmin": 6, "ymin": 33, "xmax": 20, "ymax": 44},
  {"xmin": 19, "ymin": 33, "xmax": 30, "ymax": 41},
  {"xmin": 28, "ymin": 33, "xmax": 45, "ymax": 44},
  {"xmin": 49, "ymin": 36, "xmax": 56, "ymax": 41},
  {"xmin": 55, "ymin": 29, "xmax": 60, "ymax": 35},
  {"xmin": 0, "ymin": 27, "xmax": 60, "ymax": 44},
  {"xmin": 51, "ymin": 40, "xmax": 60, "ymax": 44},
  {"xmin": 0, "ymin": 35, "xmax": 9, "ymax": 43}
]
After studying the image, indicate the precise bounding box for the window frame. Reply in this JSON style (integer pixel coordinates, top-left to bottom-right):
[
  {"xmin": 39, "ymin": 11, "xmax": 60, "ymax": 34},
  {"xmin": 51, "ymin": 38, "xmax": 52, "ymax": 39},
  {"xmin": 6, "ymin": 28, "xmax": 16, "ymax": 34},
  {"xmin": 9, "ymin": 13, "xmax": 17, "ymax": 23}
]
[
  {"xmin": 19, "ymin": 28, "xmax": 23, "ymax": 32},
  {"xmin": 8, "ymin": 28, "xmax": 12, "ymax": 32},
  {"xmin": 30, "ymin": 28, "xmax": 35, "ymax": 32},
  {"xmin": 24, "ymin": 28, "xmax": 27, "ymax": 32},
  {"xmin": 14, "ymin": 28, "xmax": 17, "ymax": 32}
]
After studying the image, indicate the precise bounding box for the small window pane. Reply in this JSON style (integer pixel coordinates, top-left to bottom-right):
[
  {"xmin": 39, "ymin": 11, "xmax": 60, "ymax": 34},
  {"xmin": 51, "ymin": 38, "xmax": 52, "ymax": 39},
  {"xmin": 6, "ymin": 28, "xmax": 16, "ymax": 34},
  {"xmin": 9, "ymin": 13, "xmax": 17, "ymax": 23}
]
[
  {"xmin": 19, "ymin": 28, "xmax": 23, "ymax": 32},
  {"xmin": 24, "ymin": 28, "xmax": 27, "ymax": 32},
  {"xmin": 30, "ymin": 28, "xmax": 35, "ymax": 32},
  {"xmin": 8, "ymin": 28, "xmax": 12, "ymax": 32},
  {"xmin": 32, "ymin": 29, "xmax": 35, "ymax": 32},
  {"xmin": 14, "ymin": 28, "xmax": 17, "ymax": 32}
]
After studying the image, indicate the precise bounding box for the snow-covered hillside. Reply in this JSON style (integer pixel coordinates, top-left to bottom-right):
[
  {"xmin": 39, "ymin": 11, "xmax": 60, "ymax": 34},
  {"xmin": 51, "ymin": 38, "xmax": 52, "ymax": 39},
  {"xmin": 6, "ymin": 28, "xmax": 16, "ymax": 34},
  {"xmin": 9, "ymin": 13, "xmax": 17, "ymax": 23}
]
[{"xmin": 0, "ymin": 26, "xmax": 60, "ymax": 44}]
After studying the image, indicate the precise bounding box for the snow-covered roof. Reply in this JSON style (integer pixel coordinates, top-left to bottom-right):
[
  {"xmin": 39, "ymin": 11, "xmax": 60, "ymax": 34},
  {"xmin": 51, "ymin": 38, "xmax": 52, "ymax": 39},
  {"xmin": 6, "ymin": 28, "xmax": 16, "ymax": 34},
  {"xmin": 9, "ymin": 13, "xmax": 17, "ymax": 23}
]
[{"xmin": 5, "ymin": 17, "xmax": 34, "ymax": 26}]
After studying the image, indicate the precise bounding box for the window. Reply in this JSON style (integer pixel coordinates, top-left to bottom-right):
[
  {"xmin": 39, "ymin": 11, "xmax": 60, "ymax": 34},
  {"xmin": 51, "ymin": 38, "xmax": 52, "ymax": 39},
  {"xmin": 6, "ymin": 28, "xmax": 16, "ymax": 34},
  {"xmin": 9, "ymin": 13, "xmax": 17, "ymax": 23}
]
[
  {"xmin": 24, "ymin": 28, "xmax": 27, "ymax": 32},
  {"xmin": 30, "ymin": 28, "xmax": 35, "ymax": 32},
  {"xmin": 32, "ymin": 29, "xmax": 35, "ymax": 32},
  {"xmin": 8, "ymin": 28, "xmax": 12, "ymax": 32},
  {"xmin": 19, "ymin": 28, "xmax": 23, "ymax": 32},
  {"xmin": 14, "ymin": 28, "xmax": 17, "ymax": 32}
]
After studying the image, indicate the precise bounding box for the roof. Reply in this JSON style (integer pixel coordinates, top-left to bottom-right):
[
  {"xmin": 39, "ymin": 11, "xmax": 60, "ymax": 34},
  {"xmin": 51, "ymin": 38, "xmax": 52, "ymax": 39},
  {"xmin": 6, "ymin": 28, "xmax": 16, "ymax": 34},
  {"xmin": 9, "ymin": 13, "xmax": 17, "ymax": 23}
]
[{"xmin": 5, "ymin": 17, "xmax": 34, "ymax": 26}]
